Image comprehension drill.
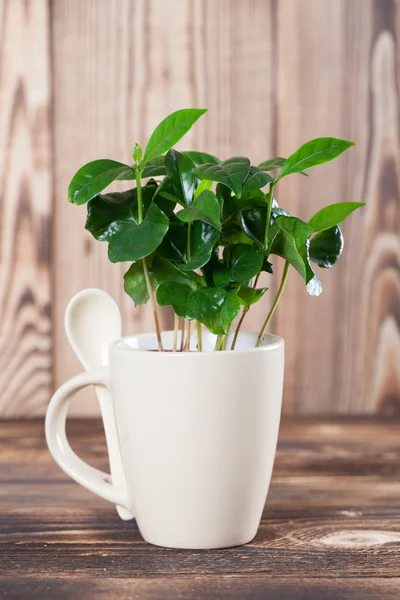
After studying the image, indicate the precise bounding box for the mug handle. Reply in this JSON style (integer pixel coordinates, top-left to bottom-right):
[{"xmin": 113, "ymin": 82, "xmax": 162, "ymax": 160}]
[{"xmin": 45, "ymin": 367, "xmax": 131, "ymax": 515}]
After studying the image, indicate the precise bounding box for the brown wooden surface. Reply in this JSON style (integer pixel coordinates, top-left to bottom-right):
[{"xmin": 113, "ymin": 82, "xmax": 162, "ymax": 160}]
[
  {"xmin": 1, "ymin": 418, "xmax": 400, "ymax": 599},
  {"xmin": 0, "ymin": 0, "xmax": 399, "ymax": 416}
]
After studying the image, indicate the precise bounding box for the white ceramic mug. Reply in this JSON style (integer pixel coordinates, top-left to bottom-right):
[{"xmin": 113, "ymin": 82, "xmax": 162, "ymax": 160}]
[{"xmin": 45, "ymin": 331, "xmax": 284, "ymax": 549}]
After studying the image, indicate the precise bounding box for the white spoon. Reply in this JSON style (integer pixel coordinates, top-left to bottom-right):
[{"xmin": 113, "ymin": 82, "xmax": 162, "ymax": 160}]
[{"xmin": 65, "ymin": 289, "xmax": 133, "ymax": 521}]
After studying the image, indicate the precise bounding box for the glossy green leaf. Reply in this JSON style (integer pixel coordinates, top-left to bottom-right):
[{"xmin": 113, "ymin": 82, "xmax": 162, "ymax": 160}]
[
  {"xmin": 85, "ymin": 180, "xmax": 158, "ymax": 241},
  {"xmin": 309, "ymin": 226, "xmax": 344, "ymax": 267},
  {"xmin": 237, "ymin": 285, "xmax": 268, "ymax": 309},
  {"xmin": 240, "ymin": 206, "xmax": 267, "ymax": 248},
  {"xmin": 165, "ymin": 149, "xmax": 196, "ymax": 206},
  {"xmin": 123, "ymin": 261, "xmax": 156, "ymax": 306},
  {"xmin": 202, "ymin": 289, "xmax": 241, "ymax": 335},
  {"xmin": 223, "ymin": 244, "xmax": 265, "ymax": 283},
  {"xmin": 108, "ymin": 203, "xmax": 169, "ymax": 263},
  {"xmin": 277, "ymin": 137, "xmax": 355, "ymax": 181},
  {"xmin": 187, "ymin": 287, "xmax": 226, "ymax": 321},
  {"xmin": 196, "ymin": 156, "xmax": 250, "ymax": 198},
  {"xmin": 143, "ymin": 108, "xmax": 207, "ymax": 163},
  {"xmin": 152, "ymin": 255, "xmax": 199, "ymax": 287},
  {"xmin": 298, "ymin": 240, "xmax": 323, "ymax": 296},
  {"xmin": 258, "ymin": 157, "xmax": 286, "ymax": 171},
  {"xmin": 258, "ymin": 157, "xmax": 308, "ymax": 177},
  {"xmin": 68, "ymin": 160, "xmax": 135, "ymax": 205},
  {"xmin": 194, "ymin": 178, "xmax": 213, "ymax": 199},
  {"xmin": 176, "ymin": 190, "xmax": 221, "ymax": 230},
  {"xmin": 156, "ymin": 281, "xmax": 193, "ymax": 318},
  {"xmin": 181, "ymin": 151, "xmax": 221, "ymax": 166},
  {"xmin": 268, "ymin": 216, "xmax": 313, "ymax": 281},
  {"xmin": 178, "ymin": 222, "xmax": 219, "ymax": 271},
  {"xmin": 308, "ymin": 202, "xmax": 365, "ymax": 232},
  {"xmin": 242, "ymin": 166, "xmax": 272, "ymax": 192},
  {"xmin": 142, "ymin": 156, "xmax": 167, "ymax": 178},
  {"xmin": 158, "ymin": 220, "xmax": 187, "ymax": 262}
]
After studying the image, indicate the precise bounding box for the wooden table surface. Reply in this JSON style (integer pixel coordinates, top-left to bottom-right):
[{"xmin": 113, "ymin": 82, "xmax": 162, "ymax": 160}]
[{"xmin": 1, "ymin": 418, "xmax": 399, "ymax": 599}]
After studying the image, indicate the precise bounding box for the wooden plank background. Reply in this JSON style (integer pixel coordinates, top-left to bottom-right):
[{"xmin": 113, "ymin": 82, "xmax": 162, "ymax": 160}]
[{"xmin": 0, "ymin": 0, "xmax": 399, "ymax": 417}]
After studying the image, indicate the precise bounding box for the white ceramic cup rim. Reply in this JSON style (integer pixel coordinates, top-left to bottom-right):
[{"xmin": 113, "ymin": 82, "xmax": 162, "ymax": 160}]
[{"xmin": 112, "ymin": 331, "xmax": 284, "ymax": 356}]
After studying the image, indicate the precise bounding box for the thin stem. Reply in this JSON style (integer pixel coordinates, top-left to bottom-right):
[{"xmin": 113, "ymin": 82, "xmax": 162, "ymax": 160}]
[
  {"xmin": 180, "ymin": 319, "xmax": 185, "ymax": 352},
  {"xmin": 215, "ymin": 333, "xmax": 224, "ymax": 352},
  {"xmin": 256, "ymin": 261, "xmax": 290, "ymax": 347},
  {"xmin": 187, "ymin": 222, "xmax": 192, "ymax": 262},
  {"xmin": 143, "ymin": 258, "xmax": 164, "ymax": 351},
  {"xmin": 187, "ymin": 320, "xmax": 192, "ymax": 352},
  {"xmin": 183, "ymin": 320, "xmax": 191, "ymax": 352},
  {"xmin": 263, "ymin": 183, "xmax": 275, "ymax": 250},
  {"xmin": 231, "ymin": 273, "xmax": 261, "ymax": 350},
  {"xmin": 173, "ymin": 313, "xmax": 179, "ymax": 351},
  {"xmin": 197, "ymin": 321, "xmax": 203, "ymax": 352},
  {"xmin": 136, "ymin": 168, "xmax": 164, "ymax": 351},
  {"xmin": 221, "ymin": 324, "xmax": 231, "ymax": 350},
  {"xmin": 231, "ymin": 309, "xmax": 247, "ymax": 350}
]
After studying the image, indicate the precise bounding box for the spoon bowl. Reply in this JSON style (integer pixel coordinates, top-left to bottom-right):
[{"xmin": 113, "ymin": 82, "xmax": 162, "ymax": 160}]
[{"xmin": 65, "ymin": 289, "xmax": 133, "ymax": 521}]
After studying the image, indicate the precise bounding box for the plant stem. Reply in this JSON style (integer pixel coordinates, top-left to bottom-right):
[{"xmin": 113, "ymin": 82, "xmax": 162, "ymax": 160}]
[
  {"xmin": 263, "ymin": 182, "xmax": 275, "ymax": 250},
  {"xmin": 256, "ymin": 261, "xmax": 290, "ymax": 347},
  {"xmin": 231, "ymin": 309, "xmax": 247, "ymax": 350},
  {"xmin": 187, "ymin": 222, "xmax": 192, "ymax": 262},
  {"xmin": 180, "ymin": 319, "xmax": 185, "ymax": 352},
  {"xmin": 221, "ymin": 324, "xmax": 231, "ymax": 350},
  {"xmin": 173, "ymin": 313, "xmax": 179, "ymax": 351},
  {"xmin": 197, "ymin": 321, "xmax": 203, "ymax": 352},
  {"xmin": 136, "ymin": 168, "xmax": 164, "ymax": 351},
  {"xmin": 230, "ymin": 273, "xmax": 261, "ymax": 350},
  {"xmin": 215, "ymin": 333, "xmax": 224, "ymax": 351}
]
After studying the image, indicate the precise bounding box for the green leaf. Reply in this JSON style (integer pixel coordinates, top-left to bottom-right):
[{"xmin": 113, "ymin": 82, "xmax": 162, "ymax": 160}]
[
  {"xmin": 156, "ymin": 282, "xmax": 193, "ymax": 318},
  {"xmin": 277, "ymin": 137, "xmax": 355, "ymax": 181},
  {"xmin": 188, "ymin": 287, "xmax": 226, "ymax": 321},
  {"xmin": 202, "ymin": 289, "xmax": 241, "ymax": 335},
  {"xmin": 268, "ymin": 216, "xmax": 313, "ymax": 281},
  {"xmin": 132, "ymin": 143, "xmax": 142, "ymax": 164},
  {"xmin": 178, "ymin": 222, "xmax": 220, "ymax": 271},
  {"xmin": 152, "ymin": 255, "xmax": 199, "ymax": 287},
  {"xmin": 308, "ymin": 202, "xmax": 365, "ymax": 232},
  {"xmin": 240, "ymin": 206, "xmax": 267, "ymax": 248},
  {"xmin": 222, "ymin": 244, "xmax": 264, "ymax": 284},
  {"xmin": 309, "ymin": 226, "xmax": 344, "ymax": 267},
  {"xmin": 158, "ymin": 220, "xmax": 187, "ymax": 262},
  {"xmin": 196, "ymin": 156, "xmax": 250, "ymax": 198},
  {"xmin": 194, "ymin": 178, "xmax": 213, "ymax": 199},
  {"xmin": 258, "ymin": 157, "xmax": 286, "ymax": 171},
  {"xmin": 298, "ymin": 240, "xmax": 323, "ymax": 296},
  {"xmin": 229, "ymin": 244, "xmax": 264, "ymax": 282},
  {"xmin": 123, "ymin": 261, "xmax": 156, "ymax": 306},
  {"xmin": 242, "ymin": 166, "xmax": 273, "ymax": 192},
  {"xmin": 143, "ymin": 108, "xmax": 207, "ymax": 164},
  {"xmin": 142, "ymin": 156, "xmax": 167, "ymax": 178},
  {"xmin": 176, "ymin": 190, "xmax": 221, "ymax": 230},
  {"xmin": 165, "ymin": 149, "xmax": 196, "ymax": 206},
  {"xmin": 85, "ymin": 180, "xmax": 158, "ymax": 241},
  {"xmin": 68, "ymin": 159, "xmax": 135, "ymax": 205},
  {"xmin": 108, "ymin": 203, "xmax": 169, "ymax": 263},
  {"xmin": 258, "ymin": 157, "xmax": 308, "ymax": 177},
  {"xmin": 237, "ymin": 285, "xmax": 268, "ymax": 309},
  {"xmin": 181, "ymin": 151, "xmax": 221, "ymax": 166}
]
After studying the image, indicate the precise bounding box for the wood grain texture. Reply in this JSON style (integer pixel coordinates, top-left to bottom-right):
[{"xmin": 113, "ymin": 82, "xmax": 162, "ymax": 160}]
[
  {"xmin": 1, "ymin": 418, "xmax": 400, "ymax": 598},
  {"xmin": 0, "ymin": 0, "xmax": 398, "ymax": 416},
  {"xmin": 0, "ymin": 0, "xmax": 52, "ymax": 416},
  {"xmin": 257, "ymin": 0, "xmax": 400, "ymax": 415}
]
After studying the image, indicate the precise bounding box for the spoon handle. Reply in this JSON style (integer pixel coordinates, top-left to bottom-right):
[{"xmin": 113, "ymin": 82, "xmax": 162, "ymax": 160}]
[{"xmin": 95, "ymin": 385, "xmax": 134, "ymax": 521}]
